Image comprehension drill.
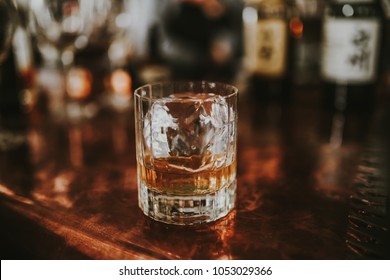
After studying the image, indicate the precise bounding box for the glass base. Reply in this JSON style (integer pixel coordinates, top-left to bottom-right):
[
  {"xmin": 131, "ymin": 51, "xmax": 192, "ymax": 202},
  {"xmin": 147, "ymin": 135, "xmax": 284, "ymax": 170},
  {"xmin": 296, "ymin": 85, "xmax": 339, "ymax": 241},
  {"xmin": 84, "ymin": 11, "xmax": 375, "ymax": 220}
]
[{"xmin": 138, "ymin": 181, "xmax": 236, "ymax": 225}]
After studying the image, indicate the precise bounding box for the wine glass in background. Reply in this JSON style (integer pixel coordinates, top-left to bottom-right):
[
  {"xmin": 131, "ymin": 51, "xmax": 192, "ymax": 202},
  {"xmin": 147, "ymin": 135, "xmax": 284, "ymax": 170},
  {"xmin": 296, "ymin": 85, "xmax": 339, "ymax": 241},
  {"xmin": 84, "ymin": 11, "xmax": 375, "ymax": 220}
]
[
  {"xmin": 28, "ymin": 0, "xmax": 95, "ymax": 67},
  {"xmin": 89, "ymin": 0, "xmax": 160, "ymax": 113},
  {"xmin": 28, "ymin": 0, "xmax": 109, "ymax": 120},
  {"xmin": 80, "ymin": 0, "xmax": 161, "ymax": 113},
  {"xmin": 82, "ymin": 0, "xmax": 134, "ymax": 113}
]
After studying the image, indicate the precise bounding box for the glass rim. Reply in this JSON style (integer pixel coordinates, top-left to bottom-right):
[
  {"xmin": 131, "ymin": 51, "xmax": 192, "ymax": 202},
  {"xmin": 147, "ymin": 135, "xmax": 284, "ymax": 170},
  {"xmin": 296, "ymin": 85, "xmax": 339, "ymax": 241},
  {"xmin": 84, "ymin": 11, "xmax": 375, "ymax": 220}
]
[{"xmin": 134, "ymin": 80, "xmax": 239, "ymax": 101}]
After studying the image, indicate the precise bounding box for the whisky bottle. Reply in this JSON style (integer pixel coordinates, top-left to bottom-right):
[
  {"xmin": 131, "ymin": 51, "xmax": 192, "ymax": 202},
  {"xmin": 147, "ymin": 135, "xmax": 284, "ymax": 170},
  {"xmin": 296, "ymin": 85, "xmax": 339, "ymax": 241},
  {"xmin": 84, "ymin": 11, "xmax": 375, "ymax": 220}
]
[
  {"xmin": 320, "ymin": 0, "xmax": 383, "ymax": 113},
  {"xmin": 289, "ymin": 0, "xmax": 324, "ymax": 86},
  {"xmin": 159, "ymin": 0, "xmax": 243, "ymax": 82},
  {"xmin": 243, "ymin": 0, "xmax": 291, "ymax": 102},
  {"xmin": 0, "ymin": 48, "xmax": 23, "ymax": 117}
]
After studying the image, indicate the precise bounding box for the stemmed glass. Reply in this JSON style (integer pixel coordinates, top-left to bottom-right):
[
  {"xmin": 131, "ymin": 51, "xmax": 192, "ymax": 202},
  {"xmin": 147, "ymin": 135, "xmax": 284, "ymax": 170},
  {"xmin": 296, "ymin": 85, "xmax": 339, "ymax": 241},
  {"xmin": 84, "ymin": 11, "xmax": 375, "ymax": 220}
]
[
  {"xmin": 87, "ymin": 0, "xmax": 135, "ymax": 113},
  {"xmin": 28, "ymin": 0, "xmax": 108, "ymax": 120},
  {"xmin": 28, "ymin": 0, "xmax": 95, "ymax": 67},
  {"xmin": 96, "ymin": 0, "xmax": 163, "ymax": 113}
]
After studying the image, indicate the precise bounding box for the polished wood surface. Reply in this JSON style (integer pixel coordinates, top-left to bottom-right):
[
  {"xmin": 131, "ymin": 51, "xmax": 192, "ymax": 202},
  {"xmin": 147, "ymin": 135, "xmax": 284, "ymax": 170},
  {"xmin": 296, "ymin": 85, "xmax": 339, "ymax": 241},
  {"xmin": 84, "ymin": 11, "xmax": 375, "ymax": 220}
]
[{"xmin": 1, "ymin": 84, "xmax": 389, "ymax": 259}]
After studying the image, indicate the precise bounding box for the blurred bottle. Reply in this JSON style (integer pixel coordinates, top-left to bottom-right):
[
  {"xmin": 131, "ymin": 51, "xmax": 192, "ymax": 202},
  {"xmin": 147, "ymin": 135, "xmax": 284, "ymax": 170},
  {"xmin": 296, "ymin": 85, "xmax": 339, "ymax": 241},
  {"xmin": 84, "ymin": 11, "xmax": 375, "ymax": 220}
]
[
  {"xmin": 289, "ymin": 0, "xmax": 324, "ymax": 86},
  {"xmin": 135, "ymin": 23, "xmax": 171, "ymax": 86},
  {"xmin": 0, "ymin": 49, "xmax": 23, "ymax": 117},
  {"xmin": 0, "ymin": 0, "xmax": 20, "ymax": 117},
  {"xmin": 0, "ymin": 0, "xmax": 37, "ymax": 118},
  {"xmin": 13, "ymin": 0, "xmax": 37, "ymax": 114},
  {"xmin": 158, "ymin": 0, "xmax": 243, "ymax": 83},
  {"xmin": 243, "ymin": 0, "xmax": 291, "ymax": 102},
  {"xmin": 320, "ymin": 0, "xmax": 383, "ymax": 113}
]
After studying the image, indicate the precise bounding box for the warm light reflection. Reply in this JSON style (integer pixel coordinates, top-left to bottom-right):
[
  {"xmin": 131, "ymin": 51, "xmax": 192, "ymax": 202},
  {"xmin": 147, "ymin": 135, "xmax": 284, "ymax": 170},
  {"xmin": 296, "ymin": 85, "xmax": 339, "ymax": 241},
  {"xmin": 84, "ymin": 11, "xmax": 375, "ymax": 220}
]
[
  {"xmin": 315, "ymin": 145, "xmax": 342, "ymax": 195},
  {"xmin": 33, "ymin": 172, "xmax": 74, "ymax": 209},
  {"xmin": 242, "ymin": 146, "xmax": 281, "ymax": 182},
  {"xmin": 211, "ymin": 37, "xmax": 232, "ymax": 64},
  {"xmin": 142, "ymin": 207, "xmax": 236, "ymax": 259},
  {"xmin": 66, "ymin": 67, "xmax": 92, "ymax": 100},
  {"xmin": 27, "ymin": 129, "xmax": 45, "ymax": 164},
  {"xmin": 54, "ymin": 175, "xmax": 70, "ymax": 193},
  {"xmin": 0, "ymin": 184, "xmax": 16, "ymax": 197},
  {"xmin": 69, "ymin": 127, "xmax": 84, "ymax": 168},
  {"xmin": 19, "ymin": 68, "xmax": 37, "ymax": 112},
  {"xmin": 110, "ymin": 69, "xmax": 132, "ymax": 96},
  {"xmin": 212, "ymin": 210, "xmax": 236, "ymax": 260},
  {"xmin": 290, "ymin": 17, "xmax": 303, "ymax": 39},
  {"xmin": 0, "ymin": 184, "xmax": 34, "ymax": 205},
  {"xmin": 106, "ymin": 69, "xmax": 133, "ymax": 112},
  {"xmin": 179, "ymin": 0, "xmax": 225, "ymax": 18},
  {"xmin": 315, "ymin": 144, "xmax": 357, "ymax": 198}
]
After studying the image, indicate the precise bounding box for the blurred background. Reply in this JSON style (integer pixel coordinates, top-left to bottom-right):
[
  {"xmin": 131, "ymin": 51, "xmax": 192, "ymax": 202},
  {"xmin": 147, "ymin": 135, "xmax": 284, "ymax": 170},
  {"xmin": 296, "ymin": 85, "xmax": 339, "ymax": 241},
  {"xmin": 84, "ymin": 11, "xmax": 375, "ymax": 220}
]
[{"xmin": 0, "ymin": 0, "xmax": 388, "ymax": 122}]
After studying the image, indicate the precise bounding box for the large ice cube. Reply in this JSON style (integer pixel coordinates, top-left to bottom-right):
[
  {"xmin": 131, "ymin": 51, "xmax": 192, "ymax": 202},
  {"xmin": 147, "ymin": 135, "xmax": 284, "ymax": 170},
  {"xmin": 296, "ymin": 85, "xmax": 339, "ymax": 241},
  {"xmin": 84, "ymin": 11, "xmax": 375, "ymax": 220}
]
[
  {"xmin": 143, "ymin": 101, "xmax": 178, "ymax": 158},
  {"xmin": 143, "ymin": 93, "xmax": 231, "ymax": 171}
]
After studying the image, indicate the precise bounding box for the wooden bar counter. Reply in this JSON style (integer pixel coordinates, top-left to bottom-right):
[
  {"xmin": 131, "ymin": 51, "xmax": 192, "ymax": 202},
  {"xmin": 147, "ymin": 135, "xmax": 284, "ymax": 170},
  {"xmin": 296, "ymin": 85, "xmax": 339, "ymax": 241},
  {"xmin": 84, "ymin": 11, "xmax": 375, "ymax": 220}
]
[{"xmin": 0, "ymin": 83, "xmax": 389, "ymax": 259}]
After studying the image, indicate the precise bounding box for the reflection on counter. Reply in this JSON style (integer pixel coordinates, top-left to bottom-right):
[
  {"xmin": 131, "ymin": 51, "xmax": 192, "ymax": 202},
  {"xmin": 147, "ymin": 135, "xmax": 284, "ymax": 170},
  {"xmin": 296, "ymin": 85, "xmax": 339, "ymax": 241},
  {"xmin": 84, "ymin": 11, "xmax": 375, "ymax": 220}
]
[
  {"xmin": 142, "ymin": 210, "xmax": 236, "ymax": 259},
  {"xmin": 346, "ymin": 141, "xmax": 390, "ymax": 259}
]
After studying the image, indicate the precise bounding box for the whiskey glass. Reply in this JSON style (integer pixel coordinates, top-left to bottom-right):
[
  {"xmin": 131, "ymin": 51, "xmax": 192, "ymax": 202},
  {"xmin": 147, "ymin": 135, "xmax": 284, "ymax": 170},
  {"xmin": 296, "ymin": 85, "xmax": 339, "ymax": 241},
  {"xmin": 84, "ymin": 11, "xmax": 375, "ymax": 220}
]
[{"xmin": 134, "ymin": 81, "xmax": 238, "ymax": 225}]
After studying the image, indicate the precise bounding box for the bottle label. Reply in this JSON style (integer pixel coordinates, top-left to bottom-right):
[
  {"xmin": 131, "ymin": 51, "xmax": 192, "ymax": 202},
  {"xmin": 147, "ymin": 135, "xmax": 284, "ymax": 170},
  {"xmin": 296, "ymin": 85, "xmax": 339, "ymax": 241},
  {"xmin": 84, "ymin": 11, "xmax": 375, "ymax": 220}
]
[
  {"xmin": 321, "ymin": 18, "xmax": 380, "ymax": 84},
  {"xmin": 254, "ymin": 19, "xmax": 287, "ymax": 77}
]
